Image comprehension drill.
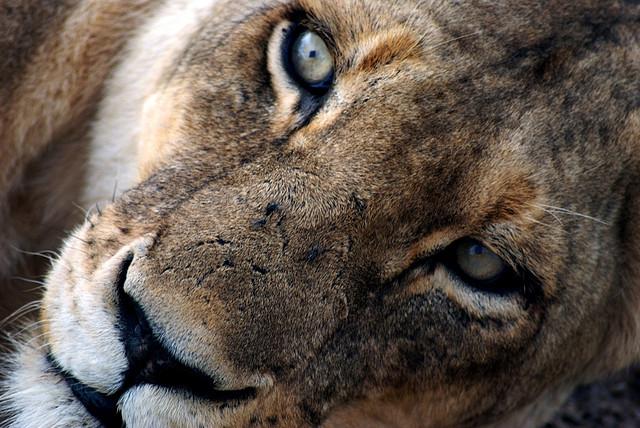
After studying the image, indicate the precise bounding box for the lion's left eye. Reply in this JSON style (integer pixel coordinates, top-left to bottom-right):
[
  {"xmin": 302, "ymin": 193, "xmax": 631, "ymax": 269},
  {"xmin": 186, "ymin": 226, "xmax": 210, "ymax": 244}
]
[
  {"xmin": 454, "ymin": 240, "xmax": 507, "ymax": 283},
  {"xmin": 287, "ymin": 29, "xmax": 334, "ymax": 92}
]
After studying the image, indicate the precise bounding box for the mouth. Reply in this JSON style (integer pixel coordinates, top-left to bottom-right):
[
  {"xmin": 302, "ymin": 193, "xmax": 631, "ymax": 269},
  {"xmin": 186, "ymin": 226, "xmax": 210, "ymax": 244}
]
[{"xmin": 47, "ymin": 255, "xmax": 256, "ymax": 428}]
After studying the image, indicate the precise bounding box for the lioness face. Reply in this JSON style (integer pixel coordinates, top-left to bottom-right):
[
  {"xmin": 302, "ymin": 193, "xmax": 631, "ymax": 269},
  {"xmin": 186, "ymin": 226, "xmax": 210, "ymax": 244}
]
[{"xmin": 6, "ymin": 0, "xmax": 640, "ymax": 427}]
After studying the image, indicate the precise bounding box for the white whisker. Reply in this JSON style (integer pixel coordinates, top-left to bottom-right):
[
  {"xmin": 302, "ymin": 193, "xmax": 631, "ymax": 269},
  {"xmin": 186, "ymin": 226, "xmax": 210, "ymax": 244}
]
[
  {"xmin": 9, "ymin": 247, "xmax": 61, "ymax": 266},
  {"xmin": 534, "ymin": 203, "xmax": 610, "ymax": 226},
  {"xmin": 0, "ymin": 302, "xmax": 41, "ymax": 329},
  {"xmin": 72, "ymin": 202, "xmax": 95, "ymax": 226},
  {"xmin": 424, "ymin": 31, "xmax": 483, "ymax": 55},
  {"xmin": 523, "ymin": 215, "xmax": 566, "ymax": 234},
  {"xmin": 10, "ymin": 277, "xmax": 46, "ymax": 287}
]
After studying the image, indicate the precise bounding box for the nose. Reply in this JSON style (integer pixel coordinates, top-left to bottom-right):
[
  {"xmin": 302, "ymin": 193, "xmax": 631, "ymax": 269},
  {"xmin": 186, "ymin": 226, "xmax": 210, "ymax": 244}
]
[
  {"xmin": 115, "ymin": 250, "xmax": 257, "ymax": 403},
  {"xmin": 50, "ymin": 239, "xmax": 258, "ymax": 428}
]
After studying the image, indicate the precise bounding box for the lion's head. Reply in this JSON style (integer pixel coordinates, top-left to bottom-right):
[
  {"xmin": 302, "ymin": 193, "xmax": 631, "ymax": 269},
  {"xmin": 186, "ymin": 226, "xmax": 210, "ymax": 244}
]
[{"xmin": 3, "ymin": 0, "xmax": 640, "ymax": 427}]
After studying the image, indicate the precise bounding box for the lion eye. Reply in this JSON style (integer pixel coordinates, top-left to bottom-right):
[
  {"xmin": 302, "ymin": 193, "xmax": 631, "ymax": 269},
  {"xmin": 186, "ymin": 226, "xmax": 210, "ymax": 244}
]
[
  {"xmin": 289, "ymin": 29, "xmax": 334, "ymax": 92},
  {"xmin": 453, "ymin": 240, "xmax": 507, "ymax": 283}
]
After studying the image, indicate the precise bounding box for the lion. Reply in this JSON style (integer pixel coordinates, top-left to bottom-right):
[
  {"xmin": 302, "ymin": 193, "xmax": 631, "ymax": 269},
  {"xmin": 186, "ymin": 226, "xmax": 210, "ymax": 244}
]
[{"xmin": 1, "ymin": 0, "xmax": 639, "ymax": 426}]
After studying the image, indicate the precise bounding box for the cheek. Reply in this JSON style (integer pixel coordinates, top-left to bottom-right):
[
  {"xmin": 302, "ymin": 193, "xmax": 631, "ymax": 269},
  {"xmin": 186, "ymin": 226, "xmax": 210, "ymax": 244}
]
[{"xmin": 139, "ymin": 88, "xmax": 186, "ymax": 180}]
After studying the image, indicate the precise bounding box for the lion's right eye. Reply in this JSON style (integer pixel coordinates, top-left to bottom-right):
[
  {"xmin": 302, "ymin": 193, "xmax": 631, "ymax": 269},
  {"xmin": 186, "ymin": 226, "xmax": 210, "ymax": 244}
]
[
  {"xmin": 454, "ymin": 240, "xmax": 507, "ymax": 283},
  {"xmin": 441, "ymin": 238, "xmax": 517, "ymax": 294},
  {"xmin": 285, "ymin": 27, "xmax": 334, "ymax": 94}
]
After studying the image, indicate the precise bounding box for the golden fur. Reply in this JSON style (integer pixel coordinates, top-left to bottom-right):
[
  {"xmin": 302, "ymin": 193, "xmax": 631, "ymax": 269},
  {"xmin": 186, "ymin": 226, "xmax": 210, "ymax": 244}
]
[{"xmin": 1, "ymin": 0, "xmax": 640, "ymax": 426}]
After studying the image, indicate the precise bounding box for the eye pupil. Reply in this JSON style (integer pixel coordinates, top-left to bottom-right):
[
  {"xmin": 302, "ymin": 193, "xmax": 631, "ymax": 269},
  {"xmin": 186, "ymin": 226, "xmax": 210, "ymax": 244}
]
[
  {"xmin": 309, "ymin": 50, "xmax": 317, "ymax": 58},
  {"xmin": 470, "ymin": 245, "xmax": 485, "ymax": 256}
]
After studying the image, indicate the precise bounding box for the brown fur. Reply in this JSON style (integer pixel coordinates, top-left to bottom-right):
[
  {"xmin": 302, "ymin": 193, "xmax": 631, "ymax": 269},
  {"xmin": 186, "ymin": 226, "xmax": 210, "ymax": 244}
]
[{"xmin": 2, "ymin": 0, "xmax": 640, "ymax": 426}]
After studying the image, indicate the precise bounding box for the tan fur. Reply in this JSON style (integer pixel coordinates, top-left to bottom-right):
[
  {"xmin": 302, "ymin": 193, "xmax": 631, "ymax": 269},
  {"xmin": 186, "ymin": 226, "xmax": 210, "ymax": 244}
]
[
  {"xmin": 2, "ymin": 1, "xmax": 640, "ymax": 427},
  {"xmin": 0, "ymin": 0, "xmax": 157, "ymax": 322},
  {"xmin": 0, "ymin": 0, "xmax": 155, "ymax": 194}
]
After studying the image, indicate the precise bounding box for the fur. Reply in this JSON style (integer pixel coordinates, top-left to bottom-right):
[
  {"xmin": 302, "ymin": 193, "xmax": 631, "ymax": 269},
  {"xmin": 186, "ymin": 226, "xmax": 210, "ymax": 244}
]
[{"xmin": 1, "ymin": 0, "xmax": 640, "ymax": 427}]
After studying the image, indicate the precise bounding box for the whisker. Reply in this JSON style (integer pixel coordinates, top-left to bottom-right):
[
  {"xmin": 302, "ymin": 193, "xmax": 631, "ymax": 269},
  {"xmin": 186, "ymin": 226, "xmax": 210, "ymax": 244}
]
[
  {"xmin": 72, "ymin": 202, "xmax": 95, "ymax": 227},
  {"xmin": 64, "ymin": 245, "xmax": 92, "ymax": 260},
  {"xmin": 24, "ymin": 333, "xmax": 51, "ymax": 349},
  {"xmin": 523, "ymin": 215, "xmax": 566, "ymax": 234},
  {"xmin": 9, "ymin": 247, "xmax": 60, "ymax": 265},
  {"xmin": 0, "ymin": 302, "xmax": 41, "ymax": 329},
  {"xmin": 9, "ymin": 277, "xmax": 46, "ymax": 288},
  {"xmin": 67, "ymin": 234, "xmax": 91, "ymax": 245},
  {"xmin": 534, "ymin": 203, "xmax": 610, "ymax": 226},
  {"xmin": 423, "ymin": 31, "xmax": 483, "ymax": 55},
  {"xmin": 112, "ymin": 179, "xmax": 119, "ymax": 203},
  {"xmin": 12, "ymin": 320, "xmax": 52, "ymax": 337},
  {"xmin": 538, "ymin": 208, "xmax": 564, "ymax": 227},
  {"xmin": 14, "ymin": 248, "xmax": 73, "ymax": 273}
]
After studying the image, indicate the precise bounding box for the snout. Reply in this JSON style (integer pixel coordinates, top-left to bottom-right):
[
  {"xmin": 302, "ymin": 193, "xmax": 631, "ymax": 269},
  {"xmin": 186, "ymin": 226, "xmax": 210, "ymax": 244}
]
[
  {"xmin": 43, "ymin": 234, "xmax": 264, "ymax": 426},
  {"xmin": 118, "ymin": 247, "xmax": 258, "ymax": 403},
  {"xmin": 41, "ymin": 154, "xmax": 502, "ymax": 427}
]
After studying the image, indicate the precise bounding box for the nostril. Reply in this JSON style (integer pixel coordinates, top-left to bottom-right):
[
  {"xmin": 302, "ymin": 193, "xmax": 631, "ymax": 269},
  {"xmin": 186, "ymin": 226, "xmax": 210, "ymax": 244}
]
[
  {"xmin": 116, "ymin": 283, "xmax": 155, "ymax": 377},
  {"xmin": 110, "ymin": 251, "xmax": 159, "ymax": 382},
  {"xmin": 115, "ymin": 284, "xmax": 258, "ymax": 403},
  {"xmin": 115, "ymin": 252, "xmax": 134, "ymax": 292}
]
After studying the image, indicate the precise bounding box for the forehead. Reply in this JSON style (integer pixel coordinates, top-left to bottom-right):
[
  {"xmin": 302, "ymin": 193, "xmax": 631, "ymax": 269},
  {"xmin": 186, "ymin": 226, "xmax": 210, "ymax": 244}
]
[
  {"xmin": 165, "ymin": 0, "xmax": 629, "ymax": 211},
  {"xmin": 164, "ymin": 0, "xmax": 630, "ymax": 215}
]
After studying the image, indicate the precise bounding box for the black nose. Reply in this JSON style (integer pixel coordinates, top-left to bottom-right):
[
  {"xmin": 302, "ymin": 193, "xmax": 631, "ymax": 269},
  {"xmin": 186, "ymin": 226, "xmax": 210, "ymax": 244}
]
[
  {"xmin": 49, "ymin": 252, "xmax": 256, "ymax": 428},
  {"xmin": 115, "ymin": 254, "xmax": 256, "ymax": 402}
]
